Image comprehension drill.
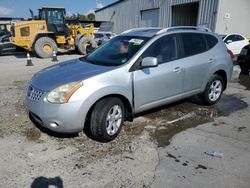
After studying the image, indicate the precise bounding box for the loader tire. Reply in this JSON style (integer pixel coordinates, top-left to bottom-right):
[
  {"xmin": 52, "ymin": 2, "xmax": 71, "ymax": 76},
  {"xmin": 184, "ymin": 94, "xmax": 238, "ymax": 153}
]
[
  {"xmin": 77, "ymin": 37, "xmax": 97, "ymax": 55},
  {"xmin": 34, "ymin": 37, "xmax": 57, "ymax": 58}
]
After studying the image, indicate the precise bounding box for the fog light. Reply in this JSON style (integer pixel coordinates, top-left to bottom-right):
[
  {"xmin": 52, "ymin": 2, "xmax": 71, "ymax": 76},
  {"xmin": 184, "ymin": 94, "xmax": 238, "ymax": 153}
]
[{"xmin": 50, "ymin": 122, "xmax": 59, "ymax": 128}]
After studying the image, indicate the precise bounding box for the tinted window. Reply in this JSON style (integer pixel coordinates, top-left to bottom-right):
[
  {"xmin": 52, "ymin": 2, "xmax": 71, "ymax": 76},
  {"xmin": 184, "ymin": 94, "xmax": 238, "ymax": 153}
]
[
  {"xmin": 182, "ymin": 33, "xmax": 207, "ymax": 57},
  {"xmin": 236, "ymin": 35, "xmax": 244, "ymax": 41},
  {"xmin": 225, "ymin": 35, "xmax": 235, "ymax": 42},
  {"xmin": 225, "ymin": 35, "xmax": 244, "ymax": 42},
  {"xmin": 142, "ymin": 34, "xmax": 178, "ymax": 64},
  {"xmin": 204, "ymin": 34, "xmax": 218, "ymax": 49}
]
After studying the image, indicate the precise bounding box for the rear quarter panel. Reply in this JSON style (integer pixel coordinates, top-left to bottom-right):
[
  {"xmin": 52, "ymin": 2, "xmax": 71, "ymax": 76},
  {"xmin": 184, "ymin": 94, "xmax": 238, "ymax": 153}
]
[{"xmin": 202, "ymin": 38, "xmax": 233, "ymax": 91}]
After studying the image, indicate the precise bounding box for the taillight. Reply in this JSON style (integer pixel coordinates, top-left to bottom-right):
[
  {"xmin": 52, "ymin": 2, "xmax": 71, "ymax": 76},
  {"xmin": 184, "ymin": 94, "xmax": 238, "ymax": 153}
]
[{"xmin": 227, "ymin": 49, "xmax": 234, "ymax": 60}]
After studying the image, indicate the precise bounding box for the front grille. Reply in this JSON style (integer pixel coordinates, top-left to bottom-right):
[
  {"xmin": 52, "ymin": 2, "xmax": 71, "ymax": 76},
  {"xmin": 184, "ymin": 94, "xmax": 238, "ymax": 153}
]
[{"xmin": 27, "ymin": 85, "xmax": 46, "ymax": 101}]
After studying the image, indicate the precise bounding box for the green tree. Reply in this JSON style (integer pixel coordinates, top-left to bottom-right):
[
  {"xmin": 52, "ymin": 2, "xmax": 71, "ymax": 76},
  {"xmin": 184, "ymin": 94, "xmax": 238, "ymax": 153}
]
[
  {"xmin": 66, "ymin": 13, "xmax": 95, "ymax": 21},
  {"xmin": 87, "ymin": 13, "xmax": 95, "ymax": 21}
]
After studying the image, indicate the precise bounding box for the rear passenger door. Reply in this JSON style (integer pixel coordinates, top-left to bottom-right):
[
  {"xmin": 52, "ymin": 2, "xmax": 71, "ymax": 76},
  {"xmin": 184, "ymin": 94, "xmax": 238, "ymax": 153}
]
[
  {"xmin": 133, "ymin": 34, "xmax": 183, "ymax": 113},
  {"xmin": 180, "ymin": 32, "xmax": 214, "ymax": 94}
]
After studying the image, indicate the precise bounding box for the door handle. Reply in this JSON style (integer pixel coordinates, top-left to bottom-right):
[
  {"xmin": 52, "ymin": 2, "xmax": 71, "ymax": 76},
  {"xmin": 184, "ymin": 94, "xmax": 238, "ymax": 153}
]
[
  {"xmin": 173, "ymin": 67, "xmax": 181, "ymax": 73},
  {"xmin": 208, "ymin": 59, "xmax": 215, "ymax": 63}
]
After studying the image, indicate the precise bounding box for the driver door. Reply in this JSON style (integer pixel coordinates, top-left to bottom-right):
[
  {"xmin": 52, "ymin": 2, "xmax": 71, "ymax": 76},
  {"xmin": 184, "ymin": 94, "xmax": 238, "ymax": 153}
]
[{"xmin": 132, "ymin": 34, "xmax": 184, "ymax": 113}]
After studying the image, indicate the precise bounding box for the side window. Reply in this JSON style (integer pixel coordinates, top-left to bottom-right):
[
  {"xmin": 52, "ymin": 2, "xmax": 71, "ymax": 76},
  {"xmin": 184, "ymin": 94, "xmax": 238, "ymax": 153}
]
[
  {"xmin": 204, "ymin": 34, "xmax": 218, "ymax": 50},
  {"xmin": 225, "ymin": 35, "xmax": 236, "ymax": 42},
  {"xmin": 236, "ymin": 35, "xmax": 244, "ymax": 41},
  {"xmin": 142, "ymin": 35, "xmax": 178, "ymax": 64},
  {"xmin": 182, "ymin": 33, "xmax": 207, "ymax": 57}
]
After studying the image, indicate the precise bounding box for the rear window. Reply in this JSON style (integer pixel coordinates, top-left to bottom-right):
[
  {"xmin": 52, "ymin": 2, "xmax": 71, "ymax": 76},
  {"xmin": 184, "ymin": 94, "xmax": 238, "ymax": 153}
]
[
  {"xmin": 182, "ymin": 33, "xmax": 207, "ymax": 57},
  {"xmin": 204, "ymin": 34, "xmax": 218, "ymax": 49}
]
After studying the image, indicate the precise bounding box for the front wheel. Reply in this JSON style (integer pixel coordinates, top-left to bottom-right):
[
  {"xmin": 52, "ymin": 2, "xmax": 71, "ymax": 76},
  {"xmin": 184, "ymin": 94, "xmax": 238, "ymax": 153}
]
[
  {"xmin": 77, "ymin": 37, "xmax": 97, "ymax": 55},
  {"xmin": 34, "ymin": 37, "xmax": 57, "ymax": 58},
  {"xmin": 90, "ymin": 97, "xmax": 124, "ymax": 142},
  {"xmin": 202, "ymin": 75, "xmax": 224, "ymax": 105}
]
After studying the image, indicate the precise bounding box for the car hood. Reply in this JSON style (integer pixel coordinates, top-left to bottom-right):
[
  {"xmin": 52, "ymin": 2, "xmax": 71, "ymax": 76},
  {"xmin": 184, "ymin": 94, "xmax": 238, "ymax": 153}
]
[{"xmin": 31, "ymin": 58, "xmax": 114, "ymax": 91}]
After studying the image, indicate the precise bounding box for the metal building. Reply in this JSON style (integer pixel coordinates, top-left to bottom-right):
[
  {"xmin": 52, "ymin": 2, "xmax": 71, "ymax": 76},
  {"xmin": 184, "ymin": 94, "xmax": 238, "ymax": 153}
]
[{"xmin": 95, "ymin": 0, "xmax": 250, "ymax": 37}]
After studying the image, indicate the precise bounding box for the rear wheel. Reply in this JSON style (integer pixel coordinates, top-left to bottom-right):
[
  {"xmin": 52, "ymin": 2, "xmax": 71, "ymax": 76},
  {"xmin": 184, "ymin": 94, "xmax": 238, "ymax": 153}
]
[
  {"xmin": 202, "ymin": 75, "xmax": 224, "ymax": 105},
  {"xmin": 34, "ymin": 37, "xmax": 57, "ymax": 58},
  {"xmin": 77, "ymin": 37, "xmax": 97, "ymax": 55},
  {"xmin": 90, "ymin": 97, "xmax": 124, "ymax": 142}
]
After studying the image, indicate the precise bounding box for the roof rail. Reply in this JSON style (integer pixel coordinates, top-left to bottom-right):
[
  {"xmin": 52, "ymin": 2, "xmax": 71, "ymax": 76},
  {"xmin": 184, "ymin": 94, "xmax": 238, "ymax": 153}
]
[
  {"xmin": 166, "ymin": 26, "xmax": 212, "ymax": 33},
  {"xmin": 121, "ymin": 27, "xmax": 161, "ymax": 34}
]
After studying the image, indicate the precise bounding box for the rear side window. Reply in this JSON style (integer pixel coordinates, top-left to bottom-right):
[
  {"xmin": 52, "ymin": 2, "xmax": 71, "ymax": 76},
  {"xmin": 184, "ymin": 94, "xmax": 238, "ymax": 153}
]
[
  {"xmin": 236, "ymin": 35, "xmax": 244, "ymax": 41},
  {"xmin": 182, "ymin": 33, "xmax": 207, "ymax": 57},
  {"xmin": 204, "ymin": 34, "xmax": 218, "ymax": 49},
  {"xmin": 225, "ymin": 35, "xmax": 244, "ymax": 42}
]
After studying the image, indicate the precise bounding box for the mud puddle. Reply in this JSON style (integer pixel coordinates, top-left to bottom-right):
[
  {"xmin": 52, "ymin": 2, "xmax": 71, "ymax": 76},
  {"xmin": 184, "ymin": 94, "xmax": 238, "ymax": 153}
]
[
  {"xmin": 239, "ymin": 74, "xmax": 250, "ymax": 90},
  {"xmin": 143, "ymin": 95, "xmax": 248, "ymax": 147}
]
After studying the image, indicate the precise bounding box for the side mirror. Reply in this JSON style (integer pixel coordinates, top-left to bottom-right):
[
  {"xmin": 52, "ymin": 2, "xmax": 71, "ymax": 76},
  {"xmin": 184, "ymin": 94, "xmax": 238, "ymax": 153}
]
[
  {"xmin": 141, "ymin": 57, "xmax": 158, "ymax": 68},
  {"xmin": 226, "ymin": 40, "xmax": 233, "ymax": 44}
]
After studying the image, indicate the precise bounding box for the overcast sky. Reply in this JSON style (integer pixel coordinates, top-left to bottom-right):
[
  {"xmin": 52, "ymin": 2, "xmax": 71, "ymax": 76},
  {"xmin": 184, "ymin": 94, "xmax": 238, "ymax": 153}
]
[{"xmin": 0, "ymin": 0, "xmax": 117, "ymax": 18}]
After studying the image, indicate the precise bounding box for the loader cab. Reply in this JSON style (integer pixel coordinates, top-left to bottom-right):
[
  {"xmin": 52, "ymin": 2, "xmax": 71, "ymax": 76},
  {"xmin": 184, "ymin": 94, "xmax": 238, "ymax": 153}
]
[
  {"xmin": 0, "ymin": 24, "xmax": 9, "ymax": 37},
  {"xmin": 38, "ymin": 7, "xmax": 68, "ymax": 35}
]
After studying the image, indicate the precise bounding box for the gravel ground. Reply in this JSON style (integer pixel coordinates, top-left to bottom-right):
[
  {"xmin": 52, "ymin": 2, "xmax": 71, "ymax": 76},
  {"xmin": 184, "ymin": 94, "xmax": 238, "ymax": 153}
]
[
  {"xmin": 0, "ymin": 54, "xmax": 159, "ymax": 188},
  {"xmin": 0, "ymin": 53, "xmax": 249, "ymax": 188}
]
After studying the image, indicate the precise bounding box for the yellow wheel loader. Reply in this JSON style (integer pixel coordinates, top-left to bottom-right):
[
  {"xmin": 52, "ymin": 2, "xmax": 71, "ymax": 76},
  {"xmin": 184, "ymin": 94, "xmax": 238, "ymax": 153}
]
[{"xmin": 11, "ymin": 7, "xmax": 97, "ymax": 58}]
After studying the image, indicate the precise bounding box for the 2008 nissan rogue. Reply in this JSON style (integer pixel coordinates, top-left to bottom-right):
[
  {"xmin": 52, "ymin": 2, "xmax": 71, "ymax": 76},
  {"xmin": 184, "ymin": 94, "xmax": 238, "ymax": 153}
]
[{"xmin": 26, "ymin": 27, "xmax": 233, "ymax": 142}]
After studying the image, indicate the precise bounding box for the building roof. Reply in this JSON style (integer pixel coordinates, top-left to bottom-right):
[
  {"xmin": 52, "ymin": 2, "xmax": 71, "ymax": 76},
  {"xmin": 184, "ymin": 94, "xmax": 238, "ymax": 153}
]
[{"xmin": 95, "ymin": 0, "xmax": 125, "ymax": 13}]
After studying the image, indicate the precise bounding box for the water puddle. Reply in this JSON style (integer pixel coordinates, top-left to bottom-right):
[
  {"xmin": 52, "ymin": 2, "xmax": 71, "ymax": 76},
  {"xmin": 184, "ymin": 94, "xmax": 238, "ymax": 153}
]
[
  {"xmin": 143, "ymin": 95, "xmax": 248, "ymax": 147},
  {"xmin": 216, "ymin": 95, "xmax": 248, "ymax": 116}
]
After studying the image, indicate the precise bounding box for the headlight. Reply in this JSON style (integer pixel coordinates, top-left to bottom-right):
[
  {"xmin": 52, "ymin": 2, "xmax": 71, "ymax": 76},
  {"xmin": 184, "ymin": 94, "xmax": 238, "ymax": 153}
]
[{"xmin": 47, "ymin": 82, "xmax": 83, "ymax": 104}]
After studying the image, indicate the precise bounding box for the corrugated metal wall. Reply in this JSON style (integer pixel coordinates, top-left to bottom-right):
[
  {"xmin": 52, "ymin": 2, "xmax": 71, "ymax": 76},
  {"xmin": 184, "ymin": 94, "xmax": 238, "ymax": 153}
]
[{"xmin": 95, "ymin": 0, "xmax": 219, "ymax": 34}]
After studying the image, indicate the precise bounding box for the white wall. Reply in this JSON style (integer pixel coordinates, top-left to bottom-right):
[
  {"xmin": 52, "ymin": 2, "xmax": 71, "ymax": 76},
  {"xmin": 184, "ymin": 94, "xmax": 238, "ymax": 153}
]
[{"xmin": 215, "ymin": 0, "xmax": 250, "ymax": 37}]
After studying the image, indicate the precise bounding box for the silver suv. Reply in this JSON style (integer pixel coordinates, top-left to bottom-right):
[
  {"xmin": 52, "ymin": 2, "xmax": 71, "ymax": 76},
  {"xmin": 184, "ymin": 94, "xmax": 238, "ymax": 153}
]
[{"xmin": 26, "ymin": 27, "xmax": 233, "ymax": 142}]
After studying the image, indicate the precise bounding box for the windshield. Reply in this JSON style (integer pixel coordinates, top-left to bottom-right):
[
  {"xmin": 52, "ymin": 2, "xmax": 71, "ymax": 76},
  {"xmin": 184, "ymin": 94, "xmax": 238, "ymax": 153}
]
[
  {"xmin": 47, "ymin": 10, "xmax": 64, "ymax": 24},
  {"xmin": 85, "ymin": 35, "xmax": 149, "ymax": 66}
]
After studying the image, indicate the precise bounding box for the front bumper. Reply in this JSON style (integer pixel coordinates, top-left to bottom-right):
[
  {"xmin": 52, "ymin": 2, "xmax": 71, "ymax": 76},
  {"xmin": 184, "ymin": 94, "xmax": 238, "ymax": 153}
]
[{"xmin": 26, "ymin": 95, "xmax": 87, "ymax": 133}]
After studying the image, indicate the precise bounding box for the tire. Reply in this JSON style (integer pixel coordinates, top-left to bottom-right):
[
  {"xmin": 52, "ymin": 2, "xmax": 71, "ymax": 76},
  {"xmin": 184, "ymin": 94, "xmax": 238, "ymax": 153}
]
[
  {"xmin": 90, "ymin": 97, "xmax": 124, "ymax": 142},
  {"xmin": 34, "ymin": 37, "xmax": 57, "ymax": 58},
  {"xmin": 77, "ymin": 37, "xmax": 97, "ymax": 55},
  {"xmin": 202, "ymin": 75, "xmax": 224, "ymax": 105}
]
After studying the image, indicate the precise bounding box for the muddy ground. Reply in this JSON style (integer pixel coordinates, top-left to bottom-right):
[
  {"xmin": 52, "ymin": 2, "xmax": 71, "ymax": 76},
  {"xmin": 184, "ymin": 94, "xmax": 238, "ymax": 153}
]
[{"xmin": 0, "ymin": 53, "xmax": 250, "ymax": 188}]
